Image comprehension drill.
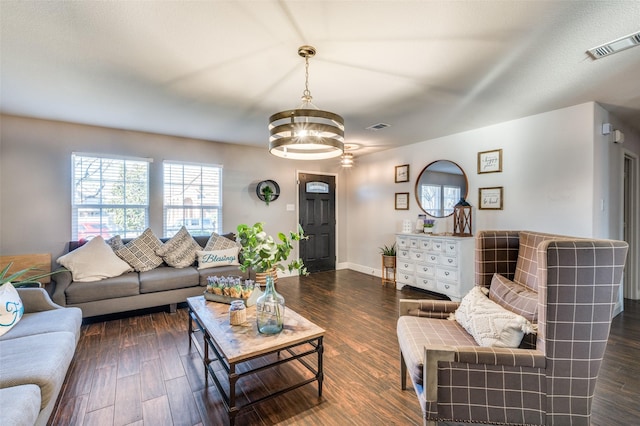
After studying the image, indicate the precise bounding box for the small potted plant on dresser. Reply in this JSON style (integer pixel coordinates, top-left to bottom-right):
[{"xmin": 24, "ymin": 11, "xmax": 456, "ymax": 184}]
[{"xmin": 379, "ymin": 243, "xmax": 396, "ymax": 286}]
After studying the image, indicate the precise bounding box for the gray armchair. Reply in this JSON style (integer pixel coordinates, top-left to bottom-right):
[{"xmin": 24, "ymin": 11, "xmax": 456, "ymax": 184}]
[{"xmin": 397, "ymin": 230, "xmax": 628, "ymax": 425}]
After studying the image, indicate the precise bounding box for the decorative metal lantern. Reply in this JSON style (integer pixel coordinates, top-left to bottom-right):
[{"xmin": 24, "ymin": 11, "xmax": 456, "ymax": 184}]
[{"xmin": 453, "ymin": 198, "xmax": 472, "ymax": 237}]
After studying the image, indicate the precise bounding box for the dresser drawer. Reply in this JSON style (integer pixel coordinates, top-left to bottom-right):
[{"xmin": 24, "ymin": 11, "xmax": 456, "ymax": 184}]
[
  {"xmin": 445, "ymin": 240, "xmax": 458, "ymax": 255},
  {"xmin": 409, "ymin": 238, "xmax": 419, "ymax": 249},
  {"xmin": 397, "ymin": 236, "xmax": 410, "ymax": 249},
  {"xmin": 416, "ymin": 276, "xmax": 437, "ymax": 290},
  {"xmin": 410, "ymin": 250, "xmax": 425, "ymax": 262},
  {"xmin": 415, "ymin": 264, "xmax": 436, "ymax": 277},
  {"xmin": 397, "ymin": 248, "xmax": 411, "ymax": 260},
  {"xmin": 437, "ymin": 280, "xmax": 460, "ymax": 296},
  {"xmin": 425, "ymin": 253, "xmax": 439, "ymax": 264},
  {"xmin": 419, "ymin": 239, "xmax": 433, "ymax": 251},
  {"xmin": 397, "ymin": 260, "xmax": 415, "ymax": 273},
  {"xmin": 397, "ymin": 272, "xmax": 415, "ymax": 285},
  {"xmin": 439, "ymin": 255, "xmax": 458, "ymax": 267},
  {"xmin": 431, "ymin": 239, "xmax": 445, "ymax": 252},
  {"xmin": 436, "ymin": 267, "xmax": 458, "ymax": 282}
]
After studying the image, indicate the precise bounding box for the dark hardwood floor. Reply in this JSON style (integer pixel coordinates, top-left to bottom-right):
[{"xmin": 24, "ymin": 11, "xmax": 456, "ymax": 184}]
[{"xmin": 50, "ymin": 270, "xmax": 640, "ymax": 426}]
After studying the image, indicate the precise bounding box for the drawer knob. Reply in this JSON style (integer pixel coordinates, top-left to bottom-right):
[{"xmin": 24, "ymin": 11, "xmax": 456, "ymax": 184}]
[
  {"xmin": 448, "ymin": 259, "xmax": 453, "ymax": 264},
  {"xmin": 416, "ymin": 254, "xmax": 421, "ymax": 258},
  {"xmin": 445, "ymin": 284, "xmax": 450, "ymax": 289},
  {"xmin": 444, "ymin": 271, "xmax": 450, "ymax": 276}
]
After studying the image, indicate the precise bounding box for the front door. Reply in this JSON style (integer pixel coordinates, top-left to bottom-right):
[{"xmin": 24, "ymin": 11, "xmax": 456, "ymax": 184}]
[{"xmin": 298, "ymin": 173, "xmax": 336, "ymax": 273}]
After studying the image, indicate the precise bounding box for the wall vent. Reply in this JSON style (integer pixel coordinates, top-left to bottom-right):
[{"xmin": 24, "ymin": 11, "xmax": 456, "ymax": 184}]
[
  {"xmin": 587, "ymin": 31, "xmax": 640, "ymax": 59},
  {"xmin": 366, "ymin": 123, "xmax": 391, "ymax": 131}
]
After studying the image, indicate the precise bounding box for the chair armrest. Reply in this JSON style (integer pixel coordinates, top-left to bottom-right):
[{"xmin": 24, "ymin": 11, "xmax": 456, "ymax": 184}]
[
  {"xmin": 51, "ymin": 267, "xmax": 72, "ymax": 306},
  {"xmin": 16, "ymin": 288, "xmax": 63, "ymax": 313},
  {"xmin": 423, "ymin": 345, "xmax": 546, "ymax": 403},
  {"xmin": 399, "ymin": 299, "xmax": 460, "ymax": 318}
]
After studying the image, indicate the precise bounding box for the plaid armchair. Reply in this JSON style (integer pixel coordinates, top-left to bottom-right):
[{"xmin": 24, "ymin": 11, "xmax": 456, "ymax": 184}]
[{"xmin": 397, "ymin": 230, "xmax": 628, "ymax": 426}]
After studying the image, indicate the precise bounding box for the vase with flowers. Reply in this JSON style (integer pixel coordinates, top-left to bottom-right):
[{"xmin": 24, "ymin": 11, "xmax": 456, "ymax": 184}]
[
  {"xmin": 236, "ymin": 222, "xmax": 308, "ymax": 334},
  {"xmin": 423, "ymin": 219, "xmax": 436, "ymax": 234}
]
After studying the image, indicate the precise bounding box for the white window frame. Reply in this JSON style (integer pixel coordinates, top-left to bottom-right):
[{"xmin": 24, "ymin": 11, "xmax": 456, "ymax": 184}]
[
  {"xmin": 163, "ymin": 161, "xmax": 223, "ymax": 237},
  {"xmin": 71, "ymin": 153, "xmax": 151, "ymax": 240}
]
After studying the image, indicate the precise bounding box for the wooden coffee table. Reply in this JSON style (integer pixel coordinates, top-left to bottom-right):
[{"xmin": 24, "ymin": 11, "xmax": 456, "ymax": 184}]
[{"xmin": 187, "ymin": 296, "xmax": 325, "ymax": 425}]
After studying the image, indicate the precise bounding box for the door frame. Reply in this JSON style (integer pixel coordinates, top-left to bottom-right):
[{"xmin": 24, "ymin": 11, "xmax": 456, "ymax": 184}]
[
  {"xmin": 622, "ymin": 150, "xmax": 639, "ymax": 300},
  {"xmin": 296, "ymin": 169, "xmax": 340, "ymax": 271}
]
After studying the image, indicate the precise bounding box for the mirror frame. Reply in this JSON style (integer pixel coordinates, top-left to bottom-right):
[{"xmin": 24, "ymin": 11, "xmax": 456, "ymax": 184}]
[{"xmin": 414, "ymin": 160, "xmax": 468, "ymax": 218}]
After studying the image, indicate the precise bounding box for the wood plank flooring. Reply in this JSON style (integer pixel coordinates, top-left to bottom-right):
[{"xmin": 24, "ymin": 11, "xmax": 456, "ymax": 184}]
[{"xmin": 50, "ymin": 270, "xmax": 640, "ymax": 425}]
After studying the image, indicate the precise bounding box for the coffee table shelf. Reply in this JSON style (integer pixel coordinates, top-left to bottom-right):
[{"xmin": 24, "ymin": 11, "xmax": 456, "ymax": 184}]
[{"xmin": 187, "ymin": 296, "xmax": 325, "ymax": 425}]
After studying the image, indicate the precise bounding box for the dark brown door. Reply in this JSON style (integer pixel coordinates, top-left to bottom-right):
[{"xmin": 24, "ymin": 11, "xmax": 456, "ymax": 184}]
[{"xmin": 298, "ymin": 173, "xmax": 336, "ymax": 273}]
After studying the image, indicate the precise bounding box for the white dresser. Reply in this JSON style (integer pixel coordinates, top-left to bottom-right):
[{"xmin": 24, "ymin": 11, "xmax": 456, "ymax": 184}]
[{"xmin": 395, "ymin": 233, "xmax": 474, "ymax": 301}]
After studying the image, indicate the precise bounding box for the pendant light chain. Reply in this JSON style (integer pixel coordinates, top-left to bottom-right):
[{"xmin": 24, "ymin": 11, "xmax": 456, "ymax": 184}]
[{"xmin": 302, "ymin": 55, "xmax": 312, "ymax": 104}]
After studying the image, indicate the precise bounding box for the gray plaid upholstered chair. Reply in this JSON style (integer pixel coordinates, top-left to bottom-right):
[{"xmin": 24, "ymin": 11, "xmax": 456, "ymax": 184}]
[{"xmin": 397, "ymin": 230, "xmax": 628, "ymax": 426}]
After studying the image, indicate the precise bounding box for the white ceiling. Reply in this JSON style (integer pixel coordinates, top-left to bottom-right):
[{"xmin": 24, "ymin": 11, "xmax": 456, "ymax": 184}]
[{"xmin": 1, "ymin": 1, "xmax": 639, "ymax": 157}]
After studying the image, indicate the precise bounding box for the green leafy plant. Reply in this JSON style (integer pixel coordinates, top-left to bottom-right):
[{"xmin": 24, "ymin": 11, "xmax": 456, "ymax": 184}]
[
  {"xmin": 0, "ymin": 263, "xmax": 64, "ymax": 288},
  {"xmin": 261, "ymin": 185, "xmax": 274, "ymax": 205},
  {"xmin": 236, "ymin": 222, "xmax": 308, "ymax": 276},
  {"xmin": 379, "ymin": 243, "xmax": 396, "ymax": 256}
]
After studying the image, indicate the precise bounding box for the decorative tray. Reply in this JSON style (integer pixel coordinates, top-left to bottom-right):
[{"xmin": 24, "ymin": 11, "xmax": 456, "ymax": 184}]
[{"xmin": 203, "ymin": 287, "xmax": 262, "ymax": 307}]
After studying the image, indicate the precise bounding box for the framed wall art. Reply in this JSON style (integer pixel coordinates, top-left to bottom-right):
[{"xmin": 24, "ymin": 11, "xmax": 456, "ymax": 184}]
[
  {"xmin": 395, "ymin": 164, "xmax": 410, "ymax": 183},
  {"xmin": 479, "ymin": 187, "xmax": 503, "ymax": 210},
  {"xmin": 395, "ymin": 192, "xmax": 409, "ymax": 210},
  {"xmin": 477, "ymin": 149, "xmax": 502, "ymax": 174}
]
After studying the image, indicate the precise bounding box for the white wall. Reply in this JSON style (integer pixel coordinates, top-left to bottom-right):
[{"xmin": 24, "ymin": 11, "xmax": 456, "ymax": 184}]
[
  {"xmin": 346, "ymin": 102, "xmax": 609, "ymax": 273},
  {"xmin": 0, "ymin": 115, "xmax": 348, "ymax": 270}
]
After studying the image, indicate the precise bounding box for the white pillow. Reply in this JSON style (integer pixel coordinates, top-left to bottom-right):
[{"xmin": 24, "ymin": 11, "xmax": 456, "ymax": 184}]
[
  {"xmin": 57, "ymin": 236, "xmax": 133, "ymax": 282},
  {"xmin": 196, "ymin": 247, "xmax": 240, "ymax": 270},
  {"xmin": 453, "ymin": 286, "xmax": 536, "ymax": 348},
  {"xmin": 0, "ymin": 283, "xmax": 24, "ymax": 337}
]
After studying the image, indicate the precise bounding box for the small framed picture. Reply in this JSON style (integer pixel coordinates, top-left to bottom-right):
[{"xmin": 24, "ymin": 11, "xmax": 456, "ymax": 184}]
[
  {"xmin": 479, "ymin": 187, "xmax": 503, "ymax": 210},
  {"xmin": 477, "ymin": 149, "xmax": 502, "ymax": 174},
  {"xmin": 395, "ymin": 164, "xmax": 410, "ymax": 183},
  {"xmin": 395, "ymin": 192, "xmax": 409, "ymax": 210}
]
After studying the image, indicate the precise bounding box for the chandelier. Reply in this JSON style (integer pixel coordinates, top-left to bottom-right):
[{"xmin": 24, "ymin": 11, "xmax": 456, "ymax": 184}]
[{"xmin": 268, "ymin": 46, "xmax": 345, "ymax": 160}]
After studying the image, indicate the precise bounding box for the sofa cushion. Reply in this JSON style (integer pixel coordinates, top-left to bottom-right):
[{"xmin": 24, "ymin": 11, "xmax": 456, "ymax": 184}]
[
  {"xmin": 156, "ymin": 226, "xmax": 201, "ymax": 268},
  {"xmin": 0, "ymin": 331, "xmax": 76, "ymax": 411},
  {"xmin": 204, "ymin": 232, "xmax": 241, "ymax": 251},
  {"xmin": 197, "ymin": 247, "xmax": 240, "ymax": 270},
  {"xmin": 0, "ymin": 385, "xmax": 41, "ymax": 426},
  {"xmin": 397, "ymin": 315, "xmax": 476, "ymax": 386},
  {"xmin": 489, "ymin": 273, "xmax": 538, "ymax": 322},
  {"xmin": 0, "ymin": 283, "xmax": 24, "ymax": 337},
  {"xmin": 0, "ymin": 306, "xmax": 82, "ymax": 342},
  {"xmin": 57, "ymin": 235, "xmax": 132, "ymax": 282},
  {"xmin": 115, "ymin": 228, "xmax": 164, "ymax": 272},
  {"xmin": 454, "ymin": 286, "xmax": 535, "ymax": 348},
  {"xmin": 139, "ymin": 266, "xmax": 200, "ymax": 293},
  {"xmin": 65, "ymin": 272, "xmax": 140, "ymax": 304}
]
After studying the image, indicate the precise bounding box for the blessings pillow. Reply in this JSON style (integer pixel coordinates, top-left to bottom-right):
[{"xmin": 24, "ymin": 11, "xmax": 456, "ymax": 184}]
[
  {"xmin": 0, "ymin": 283, "xmax": 24, "ymax": 337},
  {"xmin": 196, "ymin": 247, "xmax": 240, "ymax": 270}
]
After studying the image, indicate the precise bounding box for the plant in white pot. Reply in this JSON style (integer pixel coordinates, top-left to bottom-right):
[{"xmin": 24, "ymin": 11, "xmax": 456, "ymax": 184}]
[{"xmin": 236, "ymin": 222, "xmax": 308, "ymax": 334}]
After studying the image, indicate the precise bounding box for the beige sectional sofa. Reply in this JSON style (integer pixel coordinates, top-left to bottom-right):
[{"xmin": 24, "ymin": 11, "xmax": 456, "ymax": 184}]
[
  {"xmin": 52, "ymin": 233, "xmax": 247, "ymax": 318},
  {"xmin": 0, "ymin": 288, "xmax": 82, "ymax": 426}
]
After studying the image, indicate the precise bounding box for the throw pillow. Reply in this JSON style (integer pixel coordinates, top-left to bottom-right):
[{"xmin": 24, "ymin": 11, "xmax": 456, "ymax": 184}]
[
  {"xmin": 204, "ymin": 232, "xmax": 241, "ymax": 251},
  {"xmin": 115, "ymin": 228, "xmax": 164, "ymax": 272},
  {"xmin": 453, "ymin": 286, "xmax": 535, "ymax": 348},
  {"xmin": 196, "ymin": 247, "xmax": 241, "ymax": 270},
  {"xmin": 489, "ymin": 273, "xmax": 538, "ymax": 322},
  {"xmin": 57, "ymin": 236, "xmax": 133, "ymax": 282},
  {"xmin": 0, "ymin": 283, "xmax": 24, "ymax": 337},
  {"xmin": 156, "ymin": 226, "xmax": 201, "ymax": 268},
  {"xmin": 106, "ymin": 235, "xmax": 125, "ymax": 251}
]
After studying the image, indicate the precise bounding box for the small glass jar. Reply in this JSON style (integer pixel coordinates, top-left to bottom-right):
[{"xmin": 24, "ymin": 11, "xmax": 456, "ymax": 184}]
[{"xmin": 229, "ymin": 300, "xmax": 246, "ymax": 325}]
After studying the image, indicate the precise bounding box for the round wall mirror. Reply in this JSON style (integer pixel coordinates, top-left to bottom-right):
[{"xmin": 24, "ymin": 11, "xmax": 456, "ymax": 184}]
[{"xmin": 415, "ymin": 160, "xmax": 468, "ymax": 218}]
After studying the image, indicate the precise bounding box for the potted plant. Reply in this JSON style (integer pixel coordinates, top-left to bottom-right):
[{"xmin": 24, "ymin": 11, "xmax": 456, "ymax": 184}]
[
  {"xmin": 1, "ymin": 263, "xmax": 63, "ymax": 288},
  {"xmin": 379, "ymin": 243, "xmax": 396, "ymax": 268},
  {"xmin": 261, "ymin": 185, "xmax": 274, "ymax": 206},
  {"xmin": 236, "ymin": 222, "xmax": 308, "ymax": 284},
  {"xmin": 423, "ymin": 219, "xmax": 435, "ymax": 234},
  {"xmin": 236, "ymin": 222, "xmax": 308, "ymax": 334}
]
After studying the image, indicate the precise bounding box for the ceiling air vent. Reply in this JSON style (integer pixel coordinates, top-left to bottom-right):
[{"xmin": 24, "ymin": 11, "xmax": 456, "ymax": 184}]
[
  {"xmin": 587, "ymin": 30, "xmax": 640, "ymax": 59},
  {"xmin": 366, "ymin": 123, "xmax": 391, "ymax": 131}
]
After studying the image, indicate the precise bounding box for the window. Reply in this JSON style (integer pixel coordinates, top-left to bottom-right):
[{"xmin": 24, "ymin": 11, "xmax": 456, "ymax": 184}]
[
  {"xmin": 420, "ymin": 184, "xmax": 461, "ymax": 217},
  {"xmin": 163, "ymin": 161, "xmax": 222, "ymax": 237},
  {"xmin": 72, "ymin": 154, "xmax": 150, "ymax": 240}
]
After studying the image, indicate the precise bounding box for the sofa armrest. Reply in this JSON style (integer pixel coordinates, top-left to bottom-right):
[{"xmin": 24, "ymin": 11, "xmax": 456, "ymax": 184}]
[
  {"xmin": 51, "ymin": 267, "xmax": 72, "ymax": 306},
  {"xmin": 399, "ymin": 299, "xmax": 460, "ymax": 318},
  {"xmin": 16, "ymin": 287, "xmax": 63, "ymax": 313},
  {"xmin": 452, "ymin": 346, "xmax": 546, "ymax": 368}
]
